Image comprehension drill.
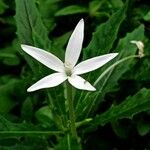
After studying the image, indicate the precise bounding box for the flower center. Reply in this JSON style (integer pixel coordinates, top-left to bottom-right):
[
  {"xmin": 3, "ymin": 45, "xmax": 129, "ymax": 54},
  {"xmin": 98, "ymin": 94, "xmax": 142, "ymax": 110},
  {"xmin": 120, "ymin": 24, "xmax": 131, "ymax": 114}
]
[{"xmin": 64, "ymin": 62, "xmax": 73, "ymax": 76}]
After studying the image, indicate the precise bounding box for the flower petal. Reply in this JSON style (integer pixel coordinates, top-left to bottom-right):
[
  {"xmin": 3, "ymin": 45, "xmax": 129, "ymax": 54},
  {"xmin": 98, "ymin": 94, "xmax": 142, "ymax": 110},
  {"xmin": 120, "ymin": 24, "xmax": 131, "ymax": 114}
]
[
  {"xmin": 65, "ymin": 19, "xmax": 84, "ymax": 67},
  {"xmin": 21, "ymin": 44, "xmax": 64, "ymax": 72},
  {"xmin": 73, "ymin": 53, "xmax": 118, "ymax": 75},
  {"xmin": 27, "ymin": 73, "xmax": 67, "ymax": 92},
  {"xmin": 68, "ymin": 75, "xmax": 96, "ymax": 91}
]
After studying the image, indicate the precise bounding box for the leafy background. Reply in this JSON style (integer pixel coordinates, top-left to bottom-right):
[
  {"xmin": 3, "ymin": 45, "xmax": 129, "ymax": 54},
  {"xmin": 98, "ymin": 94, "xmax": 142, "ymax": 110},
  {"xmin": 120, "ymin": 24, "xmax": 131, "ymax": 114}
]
[{"xmin": 0, "ymin": 0, "xmax": 150, "ymax": 149}]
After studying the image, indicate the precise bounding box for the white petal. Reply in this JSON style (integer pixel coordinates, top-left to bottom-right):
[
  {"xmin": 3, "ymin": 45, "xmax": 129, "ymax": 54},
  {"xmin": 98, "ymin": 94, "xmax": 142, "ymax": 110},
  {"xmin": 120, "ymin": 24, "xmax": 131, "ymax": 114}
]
[
  {"xmin": 73, "ymin": 53, "xmax": 118, "ymax": 75},
  {"xmin": 21, "ymin": 44, "xmax": 64, "ymax": 72},
  {"xmin": 68, "ymin": 75, "xmax": 96, "ymax": 91},
  {"xmin": 65, "ymin": 19, "xmax": 84, "ymax": 67},
  {"xmin": 27, "ymin": 73, "xmax": 67, "ymax": 92}
]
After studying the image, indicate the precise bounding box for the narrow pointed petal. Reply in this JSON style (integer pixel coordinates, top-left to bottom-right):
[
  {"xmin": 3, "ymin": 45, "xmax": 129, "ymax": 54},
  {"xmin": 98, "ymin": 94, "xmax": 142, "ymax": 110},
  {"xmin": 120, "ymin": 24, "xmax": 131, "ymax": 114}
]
[
  {"xmin": 68, "ymin": 75, "xmax": 96, "ymax": 91},
  {"xmin": 27, "ymin": 73, "xmax": 67, "ymax": 92},
  {"xmin": 65, "ymin": 19, "xmax": 84, "ymax": 67},
  {"xmin": 21, "ymin": 44, "xmax": 64, "ymax": 72},
  {"xmin": 73, "ymin": 53, "xmax": 118, "ymax": 75}
]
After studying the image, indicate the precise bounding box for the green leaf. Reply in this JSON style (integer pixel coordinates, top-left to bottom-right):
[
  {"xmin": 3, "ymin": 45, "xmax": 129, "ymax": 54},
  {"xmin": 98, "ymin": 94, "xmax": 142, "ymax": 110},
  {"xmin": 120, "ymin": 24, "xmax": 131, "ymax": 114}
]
[
  {"xmin": 86, "ymin": 88, "xmax": 150, "ymax": 132},
  {"xmin": 0, "ymin": 79, "xmax": 21, "ymax": 114},
  {"xmin": 85, "ymin": 2, "xmax": 127, "ymax": 58},
  {"xmin": 35, "ymin": 106, "xmax": 54, "ymax": 127},
  {"xmin": 111, "ymin": 120, "xmax": 129, "ymax": 138},
  {"xmin": 15, "ymin": 0, "xmax": 51, "ymax": 74},
  {"xmin": 55, "ymin": 5, "xmax": 88, "ymax": 16},
  {"xmin": 51, "ymin": 31, "xmax": 71, "ymax": 60},
  {"xmin": 76, "ymin": 25, "xmax": 144, "ymax": 120},
  {"xmin": 144, "ymin": 11, "xmax": 150, "ymax": 22},
  {"xmin": 96, "ymin": 25, "xmax": 144, "ymax": 92},
  {"xmin": 0, "ymin": 0, "xmax": 8, "ymax": 14},
  {"xmin": 0, "ymin": 115, "xmax": 62, "ymax": 136},
  {"xmin": 15, "ymin": 0, "xmax": 51, "ymax": 48},
  {"xmin": 110, "ymin": 0, "xmax": 123, "ymax": 8},
  {"xmin": 0, "ymin": 40, "xmax": 20, "ymax": 66},
  {"xmin": 21, "ymin": 98, "xmax": 33, "ymax": 122},
  {"xmin": 137, "ymin": 121, "xmax": 150, "ymax": 136}
]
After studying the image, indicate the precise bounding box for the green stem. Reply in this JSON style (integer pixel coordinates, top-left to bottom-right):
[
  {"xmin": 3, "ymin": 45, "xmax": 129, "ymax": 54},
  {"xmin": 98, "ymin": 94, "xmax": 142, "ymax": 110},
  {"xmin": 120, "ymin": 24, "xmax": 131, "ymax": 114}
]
[
  {"xmin": 66, "ymin": 82, "xmax": 78, "ymax": 139},
  {"xmin": 94, "ymin": 55, "xmax": 139, "ymax": 86},
  {"xmin": 67, "ymin": 133, "xmax": 71, "ymax": 150}
]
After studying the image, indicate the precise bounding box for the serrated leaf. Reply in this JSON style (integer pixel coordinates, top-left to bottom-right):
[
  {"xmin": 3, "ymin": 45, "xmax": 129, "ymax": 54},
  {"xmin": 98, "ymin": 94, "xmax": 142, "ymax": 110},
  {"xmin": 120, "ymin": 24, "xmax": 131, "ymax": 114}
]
[
  {"xmin": 0, "ymin": 115, "xmax": 62, "ymax": 137},
  {"xmin": 75, "ymin": 3, "xmax": 128, "ymax": 118},
  {"xmin": 0, "ymin": 136, "xmax": 48, "ymax": 150},
  {"xmin": 15, "ymin": 0, "xmax": 51, "ymax": 75},
  {"xmin": 85, "ymin": 2, "xmax": 127, "ymax": 58},
  {"xmin": 96, "ymin": 25, "xmax": 144, "ymax": 92},
  {"xmin": 55, "ymin": 5, "xmax": 87, "ymax": 16},
  {"xmin": 76, "ymin": 25, "xmax": 144, "ymax": 120},
  {"xmin": 86, "ymin": 88, "xmax": 150, "ymax": 132},
  {"xmin": 15, "ymin": 0, "xmax": 51, "ymax": 48}
]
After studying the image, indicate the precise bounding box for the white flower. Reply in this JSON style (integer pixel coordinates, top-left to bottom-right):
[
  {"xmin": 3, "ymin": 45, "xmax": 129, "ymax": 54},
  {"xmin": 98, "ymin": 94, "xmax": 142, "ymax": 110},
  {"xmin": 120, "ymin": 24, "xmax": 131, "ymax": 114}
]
[{"xmin": 21, "ymin": 19, "xmax": 118, "ymax": 92}]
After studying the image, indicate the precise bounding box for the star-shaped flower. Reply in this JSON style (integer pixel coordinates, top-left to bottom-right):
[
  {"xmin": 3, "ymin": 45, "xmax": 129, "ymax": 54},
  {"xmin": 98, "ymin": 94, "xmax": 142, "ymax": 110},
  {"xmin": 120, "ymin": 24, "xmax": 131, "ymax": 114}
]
[{"xmin": 21, "ymin": 19, "xmax": 118, "ymax": 92}]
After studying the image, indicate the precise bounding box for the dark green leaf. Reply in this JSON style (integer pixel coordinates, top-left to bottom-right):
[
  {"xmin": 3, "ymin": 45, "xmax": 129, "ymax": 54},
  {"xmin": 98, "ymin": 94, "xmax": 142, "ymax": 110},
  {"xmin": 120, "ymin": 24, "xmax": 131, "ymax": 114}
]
[
  {"xmin": 0, "ymin": 79, "xmax": 21, "ymax": 114},
  {"xmin": 86, "ymin": 88, "xmax": 150, "ymax": 132},
  {"xmin": 0, "ymin": 0, "xmax": 8, "ymax": 14},
  {"xmin": 21, "ymin": 98, "xmax": 33, "ymax": 122},
  {"xmin": 85, "ymin": 2, "xmax": 127, "ymax": 58},
  {"xmin": 137, "ymin": 119, "xmax": 150, "ymax": 136},
  {"xmin": 144, "ymin": 11, "xmax": 150, "ymax": 22},
  {"xmin": 15, "ymin": 0, "xmax": 51, "ymax": 74},
  {"xmin": 35, "ymin": 106, "xmax": 54, "ymax": 127},
  {"xmin": 76, "ymin": 25, "xmax": 144, "ymax": 119},
  {"xmin": 55, "ymin": 5, "xmax": 87, "ymax": 16}
]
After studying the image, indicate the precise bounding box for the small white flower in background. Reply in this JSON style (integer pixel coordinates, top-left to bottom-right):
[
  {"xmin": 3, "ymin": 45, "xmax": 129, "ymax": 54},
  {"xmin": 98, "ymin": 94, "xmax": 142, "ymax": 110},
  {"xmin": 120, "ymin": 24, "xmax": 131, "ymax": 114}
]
[
  {"xmin": 21, "ymin": 19, "xmax": 118, "ymax": 92},
  {"xmin": 130, "ymin": 40, "xmax": 144, "ymax": 58}
]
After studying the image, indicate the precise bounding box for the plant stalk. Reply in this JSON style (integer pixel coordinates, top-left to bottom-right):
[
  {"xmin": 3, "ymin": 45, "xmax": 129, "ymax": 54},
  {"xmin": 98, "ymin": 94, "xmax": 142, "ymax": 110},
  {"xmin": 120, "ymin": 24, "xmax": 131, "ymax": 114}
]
[{"xmin": 66, "ymin": 82, "xmax": 78, "ymax": 139}]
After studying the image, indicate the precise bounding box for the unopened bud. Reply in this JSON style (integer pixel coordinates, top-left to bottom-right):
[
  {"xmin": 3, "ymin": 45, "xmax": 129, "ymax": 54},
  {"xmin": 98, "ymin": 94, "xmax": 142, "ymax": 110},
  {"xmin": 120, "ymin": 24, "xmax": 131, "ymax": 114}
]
[{"xmin": 130, "ymin": 40, "xmax": 144, "ymax": 58}]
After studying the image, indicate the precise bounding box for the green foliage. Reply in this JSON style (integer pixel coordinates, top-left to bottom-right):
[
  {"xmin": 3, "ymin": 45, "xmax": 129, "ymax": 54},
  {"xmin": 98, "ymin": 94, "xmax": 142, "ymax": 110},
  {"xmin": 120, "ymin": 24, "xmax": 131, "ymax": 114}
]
[
  {"xmin": 15, "ymin": 0, "xmax": 51, "ymax": 75},
  {"xmin": 15, "ymin": 0, "xmax": 51, "ymax": 49},
  {"xmin": 0, "ymin": 0, "xmax": 8, "ymax": 14},
  {"xmin": 35, "ymin": 106, "xmax": 54, "ymax": 127},
  {"xmin": 85, "ymin": 1, "xmax": 127, "ymax": 57},
  {"xmin": 21, "ymin": 97, "xmax": 33, "ymax": 122},
  {"xmin": 76, "ymin": 5, "xmax": 144, "ymax": 120},
  {"xmin": 86, "ymin": 88, "xmax": 150, "ymax": 132},
  {"xmin": 144, "ymin": 11, "xmax": 150, "ymax": 22},
  {"xmin": 0, "ymin": 0, "xmax": 150, "ymax": 149},
  {"xmin": 0, "ymin": 79, "xmax": 18, "ymax": 114},
  {"xmin": 0, "ymin": 40, "xmax": 20, "ymax": 66},
  {"xmin": 55, "ymin": 5, "xmax": 88, "ymax": 16}
]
